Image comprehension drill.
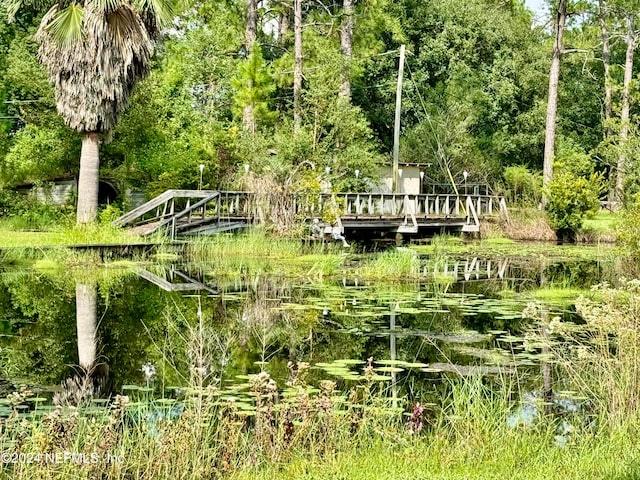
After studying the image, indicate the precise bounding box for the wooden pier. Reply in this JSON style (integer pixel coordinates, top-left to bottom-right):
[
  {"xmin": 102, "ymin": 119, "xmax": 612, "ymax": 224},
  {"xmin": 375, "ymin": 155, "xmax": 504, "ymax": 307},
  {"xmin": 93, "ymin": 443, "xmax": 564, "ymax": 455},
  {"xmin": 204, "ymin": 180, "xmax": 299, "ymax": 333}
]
[{"xmin": 114, "ymin": 190, "xmax": 508, "ymax": 240}]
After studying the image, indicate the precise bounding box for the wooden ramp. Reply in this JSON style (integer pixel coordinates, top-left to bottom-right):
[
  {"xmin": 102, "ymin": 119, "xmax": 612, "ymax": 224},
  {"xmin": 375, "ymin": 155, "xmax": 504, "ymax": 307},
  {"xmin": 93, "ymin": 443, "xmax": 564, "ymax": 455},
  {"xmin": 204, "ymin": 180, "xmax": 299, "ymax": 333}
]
[
  {"xmin": 138, "ymin": 267, "xmax": 218, "ymax": 293},
  {"xmin": 114, "ymin": 190, "xmax": 254, "ymax": 239}
]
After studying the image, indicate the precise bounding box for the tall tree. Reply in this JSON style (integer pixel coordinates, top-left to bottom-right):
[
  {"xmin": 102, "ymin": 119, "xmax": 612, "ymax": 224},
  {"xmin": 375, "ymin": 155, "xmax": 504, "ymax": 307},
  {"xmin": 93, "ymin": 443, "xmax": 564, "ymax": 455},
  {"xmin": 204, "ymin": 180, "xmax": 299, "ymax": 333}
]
[
  {"xmin": 616, "ymin": 10, "xmax": 637, "ymax": 201},
  {"xmin": 293, "ymin": 0, "xmax": 302, "ymax": 133},
  {"xmin": 599, "ymin": 0, "xmax": 613, "ymax": 137},
  {"xmin": 339, "ymin": 0, "xmax": 354, "ymax": 100},
  {"xmin": 543, "ymin": 0, "xmax": 567, "ymax": 201},
  {"xmin": 5, "ymin": 0, "xmax": 173, "ymax": 223},
  {"xmin": 243, "ymin": 0, "xmax": 258, "ymax": 133},
  {"xmin": 278, "ymin": 0, "xmax": 290, "ymax": 41}
]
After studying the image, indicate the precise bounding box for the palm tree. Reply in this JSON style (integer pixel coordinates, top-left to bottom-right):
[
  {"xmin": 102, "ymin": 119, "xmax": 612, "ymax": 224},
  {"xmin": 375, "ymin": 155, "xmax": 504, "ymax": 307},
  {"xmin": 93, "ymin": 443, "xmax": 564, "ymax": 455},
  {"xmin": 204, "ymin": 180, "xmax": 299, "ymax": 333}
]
[{"xmin": 7, "ymin": 0, "xmax": 173, "ymax": 223}]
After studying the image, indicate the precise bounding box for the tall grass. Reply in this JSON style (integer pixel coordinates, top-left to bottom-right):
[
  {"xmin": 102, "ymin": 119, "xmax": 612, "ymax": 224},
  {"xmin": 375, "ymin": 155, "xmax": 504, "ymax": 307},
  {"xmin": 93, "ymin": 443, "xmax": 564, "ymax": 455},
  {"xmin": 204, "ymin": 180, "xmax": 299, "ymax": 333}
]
[
  {"xmin": 4, "ymin": 370, "xmax": 640, "ymax": 480},
  {"xmin": 184, "ymin": 231, "xmax": 348, "ymax": 278},
  {"xmin": 0, "ymin": 220, "xmax": 144, "ymax": 249},
  {"xmin": 359, "ymin": 248, "xmax": 420, "ymax": 278},
  {"xmin": 502, "ymin": 208, "xmax": 556, "ymax": 242},
  {"xmin": 551, "ymin": 280, "xmax": 640, "ymax": 427}
]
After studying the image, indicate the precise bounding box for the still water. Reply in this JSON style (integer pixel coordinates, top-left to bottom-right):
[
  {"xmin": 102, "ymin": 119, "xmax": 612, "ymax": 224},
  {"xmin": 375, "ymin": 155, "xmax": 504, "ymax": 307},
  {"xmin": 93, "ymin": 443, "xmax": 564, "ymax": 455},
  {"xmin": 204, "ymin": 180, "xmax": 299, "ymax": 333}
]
[{"xmin": 0, "ymin": 245, "xmax": 625, "ymax": 410}]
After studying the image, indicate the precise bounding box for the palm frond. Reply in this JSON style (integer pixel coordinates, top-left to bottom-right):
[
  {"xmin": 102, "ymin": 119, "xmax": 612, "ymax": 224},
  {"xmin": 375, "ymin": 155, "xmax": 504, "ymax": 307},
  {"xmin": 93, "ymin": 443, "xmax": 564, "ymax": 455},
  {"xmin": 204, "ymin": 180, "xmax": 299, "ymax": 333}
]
[
  {"xmin": 5, "ymin": 0, "xmax": 51, "ymax": 22},
  {"xmin": 133, "ymin": 0, "xmax": 174, "ymax": 28},
  {"xmin": 92, "ymin": 0, "xmax": 123, "ymax": 13},
  {"xmin": 107, "ymin": 6, "xmax": 147, "ymax": 51},
  {"xmin": 37, "ymin": 0, "xmax": 155, "ymax": 133},
  {"xmin": 45, "ymin": 3, "xmax": 85, "ymax": 46},
  {"xmin": 5, "ymin": 0, "xmax": 23, "ymax": 22}
]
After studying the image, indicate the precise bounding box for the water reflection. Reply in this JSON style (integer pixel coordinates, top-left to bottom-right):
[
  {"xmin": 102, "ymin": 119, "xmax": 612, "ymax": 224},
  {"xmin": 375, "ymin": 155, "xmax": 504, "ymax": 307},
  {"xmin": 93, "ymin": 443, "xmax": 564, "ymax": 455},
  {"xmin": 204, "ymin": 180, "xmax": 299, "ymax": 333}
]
[
  {"xmin": 76, "ymin": 281, "xmax": 98, "ymax": 370},
  {"xmin": 0, "ymin": 252, "xmax": 623, "ymax": 404},
  {"xmin": 53, "ymin": 281, "xmax": 110, "ymax": 407}
]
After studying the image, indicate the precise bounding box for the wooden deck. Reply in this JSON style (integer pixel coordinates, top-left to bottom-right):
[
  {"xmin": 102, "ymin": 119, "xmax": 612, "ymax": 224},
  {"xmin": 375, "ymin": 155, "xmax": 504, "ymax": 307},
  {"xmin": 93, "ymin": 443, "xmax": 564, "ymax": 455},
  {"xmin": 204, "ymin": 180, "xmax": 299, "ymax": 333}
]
[{"xmin": 114, "ymin": 190, "xmax": 509, "ymax": 239}]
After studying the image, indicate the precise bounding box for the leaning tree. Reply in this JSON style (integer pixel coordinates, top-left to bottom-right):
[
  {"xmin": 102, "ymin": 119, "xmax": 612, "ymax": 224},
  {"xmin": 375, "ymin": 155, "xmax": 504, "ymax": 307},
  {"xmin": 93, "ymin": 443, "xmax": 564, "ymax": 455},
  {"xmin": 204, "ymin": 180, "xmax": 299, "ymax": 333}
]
[{"xmin": 6, "ymin": 0, "xmax": 173, "ymax": 223}]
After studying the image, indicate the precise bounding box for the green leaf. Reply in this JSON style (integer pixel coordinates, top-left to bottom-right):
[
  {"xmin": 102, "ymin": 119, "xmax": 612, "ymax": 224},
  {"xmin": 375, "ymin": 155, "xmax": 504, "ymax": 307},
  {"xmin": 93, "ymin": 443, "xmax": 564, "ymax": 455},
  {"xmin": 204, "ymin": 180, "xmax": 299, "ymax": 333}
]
[
  {"xmin": 46, "ymin": 4, "xmax": 85, "ymax": 46},
  {"xmin": 133, "ymin": 0, "xmax": 174, "ymax": 27}
]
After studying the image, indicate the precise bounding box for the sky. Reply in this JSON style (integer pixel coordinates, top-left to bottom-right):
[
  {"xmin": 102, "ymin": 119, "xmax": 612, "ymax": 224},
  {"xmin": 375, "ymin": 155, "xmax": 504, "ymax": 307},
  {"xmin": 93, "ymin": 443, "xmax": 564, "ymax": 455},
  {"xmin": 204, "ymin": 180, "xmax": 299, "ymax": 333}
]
[
  {"xmin": 524, "ymin": 0, "xmax": 550, "ymax": 25},
  {"xmin": 524, "ymin": 0, "xmax": 547, "ymax": 15}
]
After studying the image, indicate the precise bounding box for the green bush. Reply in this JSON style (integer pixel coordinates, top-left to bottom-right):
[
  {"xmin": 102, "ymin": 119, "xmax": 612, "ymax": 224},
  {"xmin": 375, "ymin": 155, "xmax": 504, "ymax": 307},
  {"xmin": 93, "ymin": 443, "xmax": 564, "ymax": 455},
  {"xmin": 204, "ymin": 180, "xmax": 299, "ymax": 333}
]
[
  {"xmin": 545, "ymin": 172, "xmax": 602, "ymax": 239},
  {"xmin": 0, "ymin": 189, "xmax": 71, "ymax": 229},
  {"xmin": 503, "ymin": 165, "xmax": 541, "ymax": 206},
  {"xmin": 617, "ymin": 193, "xmax": 640, "ymax": 253},
  {"xmin": 98, "ymin": 204, "xmax": 124, "ymax": 224}
]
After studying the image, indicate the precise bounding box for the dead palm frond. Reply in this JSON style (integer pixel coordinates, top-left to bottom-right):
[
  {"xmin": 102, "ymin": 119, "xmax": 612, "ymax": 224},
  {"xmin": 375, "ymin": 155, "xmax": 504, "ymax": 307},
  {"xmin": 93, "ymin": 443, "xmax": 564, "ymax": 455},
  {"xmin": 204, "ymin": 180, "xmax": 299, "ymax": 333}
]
[{"xmin": 34, "ymin": 0, "xmax": 165, "ymax": 133}]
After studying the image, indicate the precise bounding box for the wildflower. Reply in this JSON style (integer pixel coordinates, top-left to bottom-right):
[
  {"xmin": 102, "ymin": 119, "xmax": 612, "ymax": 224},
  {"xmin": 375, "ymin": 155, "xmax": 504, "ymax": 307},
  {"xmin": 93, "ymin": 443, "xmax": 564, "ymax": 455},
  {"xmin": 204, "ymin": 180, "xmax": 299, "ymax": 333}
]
[
  {"xmin": 364, "ymin": 357, "xmax": 374, "ymax": 378},
  {"xmin": 112, "ymin": 395, "xmax": 130, "ymax": 409},
  {"xmin": 522, "ymin": 302, "xmax": 539, "ymax": 320},
  {"xmin": 405, "ymin": 402, "xmax": 425, "ymax": 434},
  {"xmin": 142, "ymin": 363, "xmax": 156, "ymax": 381}
]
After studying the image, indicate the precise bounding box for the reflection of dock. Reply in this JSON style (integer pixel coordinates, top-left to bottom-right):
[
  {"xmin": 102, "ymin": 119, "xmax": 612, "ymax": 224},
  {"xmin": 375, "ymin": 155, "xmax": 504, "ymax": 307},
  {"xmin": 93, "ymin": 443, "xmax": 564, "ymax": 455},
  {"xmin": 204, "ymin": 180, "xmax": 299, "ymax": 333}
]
[
  {"xmin": 138, "ymin": 267, "xmax": 217, "ymax": 293},
  {"xmin": 431, "ymin": 257, "xmax": 510, "ymax": 282}
]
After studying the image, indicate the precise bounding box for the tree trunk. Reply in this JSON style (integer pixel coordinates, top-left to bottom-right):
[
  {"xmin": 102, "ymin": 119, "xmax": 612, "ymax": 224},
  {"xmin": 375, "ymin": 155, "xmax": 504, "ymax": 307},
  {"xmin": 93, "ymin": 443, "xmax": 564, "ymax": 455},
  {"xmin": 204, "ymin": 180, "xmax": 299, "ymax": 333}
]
[
  {"xmin": 339, "ymin": 0, "xmax": 354, "ymax": 100},
  {"xmin": 616, "ymin": 15, "xmax": 636, "ymax": 203},
  {"xmin": 279, "ymin": 1, "xmax": 290, "ymax": 43},
  {"xmin": 246, "ymin": 0, "xmax": 257, "ymax": 48},
  {"xmin": 243, "ymin": 0, "xmax": 258, "ymax": 133},
  {"xmin": 542, "ymin": 0, "xmax": 566, "ymax": 204},
  {"xmin": 77, "ymin": 132, "xmax": 100, "ymax": 224},
  {"xmin": 293, "ymin": 0, "xmax": 303, "ymax": 133},
  {"xmin": 76, "ymin": 281, "xmax": 98, "ymax": 370},
  {"xmin": 599, "ymin": 0, "xmax": 612, "ymax": 137}
]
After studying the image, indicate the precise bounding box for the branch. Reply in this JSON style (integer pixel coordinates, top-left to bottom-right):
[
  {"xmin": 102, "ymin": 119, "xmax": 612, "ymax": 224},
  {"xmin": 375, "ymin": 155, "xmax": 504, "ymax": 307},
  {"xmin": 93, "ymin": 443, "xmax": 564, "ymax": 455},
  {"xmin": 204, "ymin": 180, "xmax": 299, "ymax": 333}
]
[
  {"xmin": 562, "ymin": 48, "xmax": 590, "ymax": 54},
  {"xmin": 313, "ymin": 0, "xmax": 337, "ymax": 18}
]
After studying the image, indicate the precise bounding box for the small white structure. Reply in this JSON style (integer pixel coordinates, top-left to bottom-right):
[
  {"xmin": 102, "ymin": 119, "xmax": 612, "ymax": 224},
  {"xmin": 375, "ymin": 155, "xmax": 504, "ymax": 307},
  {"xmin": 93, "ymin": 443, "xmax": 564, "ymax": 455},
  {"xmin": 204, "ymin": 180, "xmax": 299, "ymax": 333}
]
[{"xmin": 375, "ymin": 163, "xmax": 423, "ymax": 195}]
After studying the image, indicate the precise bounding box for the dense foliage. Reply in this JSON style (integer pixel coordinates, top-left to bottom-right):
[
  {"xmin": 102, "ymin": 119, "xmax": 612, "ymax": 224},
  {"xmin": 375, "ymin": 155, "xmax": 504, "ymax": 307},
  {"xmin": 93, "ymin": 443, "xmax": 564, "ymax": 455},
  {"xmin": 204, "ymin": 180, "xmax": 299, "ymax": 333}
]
[{"xmin": 0, "ymin": 0, "xmax": 638, "ymax": 220}]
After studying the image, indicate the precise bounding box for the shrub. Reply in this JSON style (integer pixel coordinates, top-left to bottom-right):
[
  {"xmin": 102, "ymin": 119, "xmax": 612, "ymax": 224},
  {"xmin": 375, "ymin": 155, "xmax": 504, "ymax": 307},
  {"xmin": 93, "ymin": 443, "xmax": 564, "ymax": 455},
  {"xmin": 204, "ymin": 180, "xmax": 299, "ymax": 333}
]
[
  {"xmin": 545, "ymin": 172, "xmax": 601, "ymax": 239},
  {"xmin": 0, "ymin": 189, "xmax": 71, "ymax": 229},
  {"xmin": 617, "ymin": 193, "xmax": 640, "ymax": 253},
  {"xmin": 98, "ymin": 204, "xmax": 124, "ymax": 224},
  {"xmin": 503, "ymin": 165, "xmax": 541, "ymax": 206}
]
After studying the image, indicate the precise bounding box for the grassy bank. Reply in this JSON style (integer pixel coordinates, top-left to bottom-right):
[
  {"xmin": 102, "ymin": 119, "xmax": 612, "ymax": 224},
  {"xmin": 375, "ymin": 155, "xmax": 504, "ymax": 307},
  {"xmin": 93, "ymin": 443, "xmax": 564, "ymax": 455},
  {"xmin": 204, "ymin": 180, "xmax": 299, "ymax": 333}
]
[
  {"xmin": 0, "ymin": 221, "xmax": 145, "ymax": 249},
  {"xmin": 232, "ymin": 431, "xmax": 639, "ymax": 480},
  {"xmin": 478, "ymin": 208, "xmax": 620, "ymax": 244},
  {"xmin": 3, "ymin": 375, "xmax": 639, "ymax": 480}
]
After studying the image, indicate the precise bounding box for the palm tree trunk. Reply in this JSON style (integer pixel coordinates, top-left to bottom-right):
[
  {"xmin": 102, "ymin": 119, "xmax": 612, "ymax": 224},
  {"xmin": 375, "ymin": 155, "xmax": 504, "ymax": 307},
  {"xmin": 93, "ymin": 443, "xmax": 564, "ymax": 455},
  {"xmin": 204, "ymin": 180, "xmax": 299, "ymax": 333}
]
[
  {"xmin": 542, "ymin": 0, "xmax": 566, "ymax": 204},
  {"xmin": 616, "ymin": 15, "xmax": 636, "ymax": 203},
  {"xmin": 76, "ymin": 281, "xmax": 98, "ymax": 370},
  {"xmin": 243, "ymin": 0, "xmax": 258, "ymax": 133},
  {"xmin": 77, "ymin": 132, "xmax": 100, "ymax": 224},
  {"xmin": 339, "ymin": 0, "xmax": 354, "ymax": 100},
  {"xmin": 293, "ymin": 0, "xmax": 303, "ymax": 133}
]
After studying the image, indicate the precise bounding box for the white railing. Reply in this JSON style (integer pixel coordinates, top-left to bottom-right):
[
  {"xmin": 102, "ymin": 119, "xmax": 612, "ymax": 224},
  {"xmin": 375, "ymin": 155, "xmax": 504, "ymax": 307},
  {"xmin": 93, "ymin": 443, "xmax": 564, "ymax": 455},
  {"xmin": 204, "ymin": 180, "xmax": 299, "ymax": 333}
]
[{"xmin": 295, "ymin": 193, "xmax": 506, "ymax": 219}]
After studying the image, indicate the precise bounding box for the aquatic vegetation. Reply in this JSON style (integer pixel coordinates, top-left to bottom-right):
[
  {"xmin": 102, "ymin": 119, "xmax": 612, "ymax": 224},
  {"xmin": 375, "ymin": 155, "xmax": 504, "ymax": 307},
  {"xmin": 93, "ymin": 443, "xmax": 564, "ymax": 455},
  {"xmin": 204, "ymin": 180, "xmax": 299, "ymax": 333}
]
[
  {"xmin": 553, "ymin": 280, "xmax": 640, "ymax": 426},
  {"xmin": 2, "ymin": 364, "xmax": 640, "ymax": 479},
  {"xmin": 359, "ymin": 248, "xmax": 420, "ymax": 278},
  {"xmin": 525, "ymin": 287, "xmax": 595, "ymax": 305},
  {"xmin": 0, "ymin": 232, "xmax": 638, "ymax": 478}
]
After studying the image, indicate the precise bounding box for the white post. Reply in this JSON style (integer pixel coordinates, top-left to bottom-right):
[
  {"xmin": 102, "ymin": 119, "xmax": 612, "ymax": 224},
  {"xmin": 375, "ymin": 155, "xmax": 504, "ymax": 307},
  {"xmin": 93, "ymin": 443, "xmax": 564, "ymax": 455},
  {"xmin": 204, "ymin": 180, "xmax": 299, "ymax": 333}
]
[{"xmin": 393, "ymin": 45, "xmax": 406, "ymax": 194}]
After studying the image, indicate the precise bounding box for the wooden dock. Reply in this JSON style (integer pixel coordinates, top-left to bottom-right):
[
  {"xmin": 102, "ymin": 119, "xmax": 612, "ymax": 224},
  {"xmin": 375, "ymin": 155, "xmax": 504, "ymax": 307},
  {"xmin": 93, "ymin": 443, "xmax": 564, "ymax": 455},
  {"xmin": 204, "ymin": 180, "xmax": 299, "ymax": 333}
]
[{"xmin": 114, "ymin": 190, "xmax": 508, "ymax": 240}]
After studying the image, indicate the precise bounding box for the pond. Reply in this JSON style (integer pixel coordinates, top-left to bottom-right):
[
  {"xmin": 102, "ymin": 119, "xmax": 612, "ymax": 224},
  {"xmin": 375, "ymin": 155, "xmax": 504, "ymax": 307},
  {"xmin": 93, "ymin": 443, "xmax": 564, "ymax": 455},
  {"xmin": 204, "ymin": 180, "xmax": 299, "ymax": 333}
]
[{"xmin": 0, "ymin": 240, "xmax": 629, "ymax": 414}]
